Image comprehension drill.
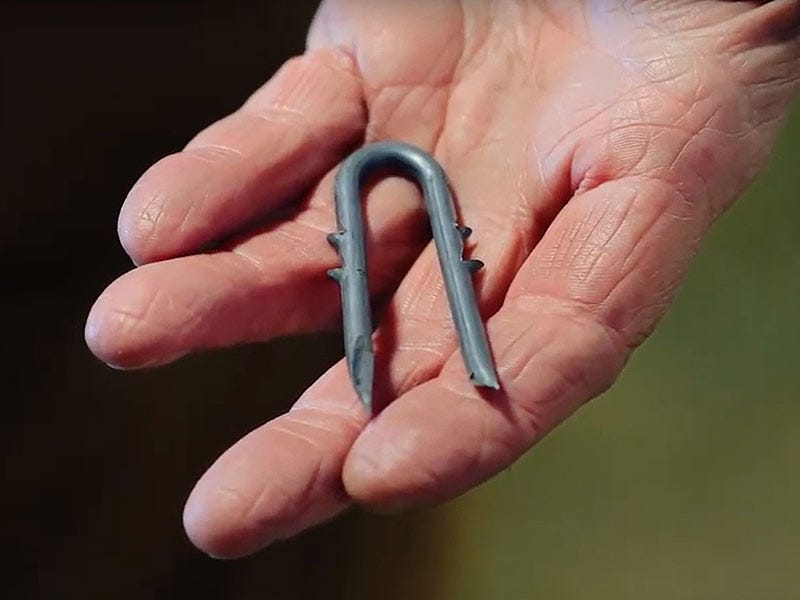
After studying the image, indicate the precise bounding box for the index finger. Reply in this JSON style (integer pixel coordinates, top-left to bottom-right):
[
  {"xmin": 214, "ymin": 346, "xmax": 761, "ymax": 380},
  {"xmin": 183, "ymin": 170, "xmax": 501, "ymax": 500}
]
[{"xmin": 118, "ymin": 48, "xmax": 366, "ymax": 265}]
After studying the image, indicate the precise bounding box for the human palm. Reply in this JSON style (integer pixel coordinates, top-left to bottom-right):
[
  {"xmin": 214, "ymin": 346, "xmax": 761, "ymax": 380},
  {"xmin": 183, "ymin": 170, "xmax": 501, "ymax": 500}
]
[{"xmin": 86, "ymin": 0, "xmax": 799, "ymax": 557}]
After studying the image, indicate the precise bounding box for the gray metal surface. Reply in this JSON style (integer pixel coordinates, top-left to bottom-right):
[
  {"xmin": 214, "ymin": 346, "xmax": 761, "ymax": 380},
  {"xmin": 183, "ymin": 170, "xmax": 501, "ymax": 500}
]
[{"xmin": 328, "ymin": 142, "xmax": 499, "ymax": 414}]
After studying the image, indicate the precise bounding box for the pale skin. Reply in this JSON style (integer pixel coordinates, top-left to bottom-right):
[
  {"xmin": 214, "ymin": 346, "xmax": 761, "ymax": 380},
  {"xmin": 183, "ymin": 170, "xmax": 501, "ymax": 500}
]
[{"xmin": 85, "ymin": 0, "xmax": 799, "ymax": 558}]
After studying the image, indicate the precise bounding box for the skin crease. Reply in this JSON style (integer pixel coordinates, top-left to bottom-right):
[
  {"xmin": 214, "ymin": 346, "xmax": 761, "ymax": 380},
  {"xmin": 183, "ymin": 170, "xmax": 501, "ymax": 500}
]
[{"xmin": 84, "ymin": 0, "xmax": 799, "ymax": 558}]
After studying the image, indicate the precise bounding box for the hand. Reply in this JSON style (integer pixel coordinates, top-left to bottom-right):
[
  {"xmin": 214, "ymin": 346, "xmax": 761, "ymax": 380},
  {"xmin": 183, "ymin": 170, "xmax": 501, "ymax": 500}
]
[{"xmin": 85, "ymin": 0, "xmax": 799, "ymax": 558}]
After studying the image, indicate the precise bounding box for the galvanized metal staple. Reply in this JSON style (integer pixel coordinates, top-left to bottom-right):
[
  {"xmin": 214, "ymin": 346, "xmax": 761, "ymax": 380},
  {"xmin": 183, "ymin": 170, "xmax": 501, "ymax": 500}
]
[{"xmin": 328, "ymin": 141, "xmax": 499, "ymax": 414}]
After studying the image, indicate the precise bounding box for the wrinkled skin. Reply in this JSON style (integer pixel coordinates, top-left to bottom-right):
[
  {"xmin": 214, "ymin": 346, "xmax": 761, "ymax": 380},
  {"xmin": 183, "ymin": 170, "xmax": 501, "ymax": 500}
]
[{"xmin": 85, "ymin": 0, "xmax": 799, "ymax": 558}]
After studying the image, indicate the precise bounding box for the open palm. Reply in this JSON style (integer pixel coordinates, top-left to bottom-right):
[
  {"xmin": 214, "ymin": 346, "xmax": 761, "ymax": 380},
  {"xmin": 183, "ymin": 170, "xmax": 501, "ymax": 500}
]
[{"xmin": 86, "ymin": 0, "xmax": 799, "ymax": 557}]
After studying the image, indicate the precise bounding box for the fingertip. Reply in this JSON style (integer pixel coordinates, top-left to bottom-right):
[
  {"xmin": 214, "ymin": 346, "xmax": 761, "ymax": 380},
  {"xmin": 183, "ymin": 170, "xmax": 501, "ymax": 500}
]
[
  {"xmin": 183, "ymin": 483, "xmax": 272, "ymax": 560},
  {"xmin": 342, "ymin": 453, "xmax": 416, "ymax": 514},
  {"xmin": 84, "ymin": 272, "xmax": 184, "ymax": 370},
  {"xmin": 181, "ymin": 389, "xmax": 367, "ymax": 557},
  {"xmin": 342, "ymin": 406, "xmax": 469, "ymax": 512},
  {"xmin": 117, "ymin": 187, "xmax": 156, "ymax": 267},
  {"xmin": 341, "ymin": 376, "xmax": 520, "ymax": 513},
  {"xmin": 117, "ymin": 155, "xmax": 194, "ymax": 266},
  {"xmin": 84, "ymin": 291, "xmax": 136, "ymax": 370}
]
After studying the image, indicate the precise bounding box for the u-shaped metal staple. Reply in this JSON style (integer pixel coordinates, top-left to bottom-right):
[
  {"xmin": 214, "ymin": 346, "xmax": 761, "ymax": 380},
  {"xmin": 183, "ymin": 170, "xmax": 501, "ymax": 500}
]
[{"xmin": 327, "ymin": 141, "xmax": 499, "ymax": 414}]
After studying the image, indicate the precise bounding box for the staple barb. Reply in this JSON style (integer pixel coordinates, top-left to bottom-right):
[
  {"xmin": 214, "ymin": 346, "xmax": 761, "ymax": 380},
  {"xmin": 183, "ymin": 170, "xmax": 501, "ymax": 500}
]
[
  {"xmin": 326, "ymin": 232, "xmax": 342, "ymax": 248},
  {"xmin": 457, "ymin": 225, "xmax": 472, "ymax": 239},
  {"xmin": 329, "ymin": 141, "xmax": 500, "ymax": 414},
  {"xmin": 464, "ymin": 259, "xmax": 484, "ymax": 273},
  {"xmin": 326, "ymin": 267, "xmax": 344, "ymax": 281}
]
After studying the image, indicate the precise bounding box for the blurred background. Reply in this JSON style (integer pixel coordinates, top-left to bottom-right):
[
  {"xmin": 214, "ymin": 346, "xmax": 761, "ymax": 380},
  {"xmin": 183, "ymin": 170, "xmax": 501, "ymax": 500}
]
[{"xmin": 3, "ymin": 2, "xmax": 798, "ymax": 598}]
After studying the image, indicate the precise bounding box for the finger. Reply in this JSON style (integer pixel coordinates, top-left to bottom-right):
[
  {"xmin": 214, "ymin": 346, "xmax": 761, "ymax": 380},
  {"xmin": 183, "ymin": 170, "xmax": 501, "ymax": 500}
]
[
  {"xmin": 183, "ymin": 362, "xmax": 365, "ymax": 558},
  {"xmin": 86, "ymin": 170, "xmax": 428, "ymax": 369},
  {"xmin": 726, "ymin": 0, "xmax": 800, "ymax": 47},
  {"xmin": 342, "ymin": 175, "xmax": 707, "ymax": 508},
  {"xmin": 118, "ymin": 47, "xmax": 366, "ymax": 265}
]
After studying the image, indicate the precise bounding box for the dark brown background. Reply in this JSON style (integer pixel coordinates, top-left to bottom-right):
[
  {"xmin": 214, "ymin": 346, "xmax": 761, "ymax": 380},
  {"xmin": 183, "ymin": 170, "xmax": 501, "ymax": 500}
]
[{"xmin": 2, "ymin": 2, "xmax": 410, "ymax": 598}]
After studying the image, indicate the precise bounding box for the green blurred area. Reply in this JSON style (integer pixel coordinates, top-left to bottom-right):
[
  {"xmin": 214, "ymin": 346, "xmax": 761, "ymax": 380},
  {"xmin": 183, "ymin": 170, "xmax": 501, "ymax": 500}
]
[{"xmin": 349, "ymin": 101, "xmax": 800, "ymax": 600}]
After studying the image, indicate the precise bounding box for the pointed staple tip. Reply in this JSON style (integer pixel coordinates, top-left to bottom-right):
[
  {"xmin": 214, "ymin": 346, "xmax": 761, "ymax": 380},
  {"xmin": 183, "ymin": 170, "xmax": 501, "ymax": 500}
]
[
  {"xmin": 327, "ymin": 267, "xmax": 344, "ymax": 281},
  {"xmin": 352, "ymin": 368, "xmax": 373, "ymax": 416},
  {"xmin": 349, "ymin": 336, "xmax": 375, "ymax": 416},
  {"xmin": 470, "ymin": 367, "xmax": 500, "ymax": 390},
  {"xmin": 356, "ymin": 386, "xmax": 373, "ymax": 416},
  {"xmin": 457, "ymin": 225, "xmax": 472, "ymax": 239}
]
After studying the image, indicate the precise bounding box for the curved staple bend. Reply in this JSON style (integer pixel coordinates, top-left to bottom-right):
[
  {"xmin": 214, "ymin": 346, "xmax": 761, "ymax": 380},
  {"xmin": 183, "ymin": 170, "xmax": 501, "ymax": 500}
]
[{"xmin": 327, "ymin": 141, "xmax": 500, "ymax": 415}]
